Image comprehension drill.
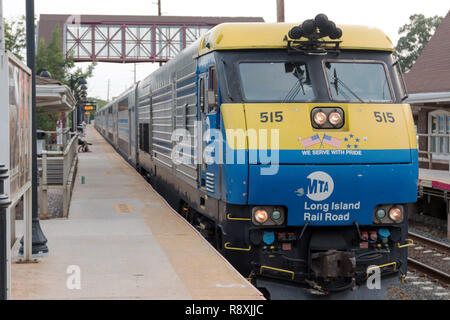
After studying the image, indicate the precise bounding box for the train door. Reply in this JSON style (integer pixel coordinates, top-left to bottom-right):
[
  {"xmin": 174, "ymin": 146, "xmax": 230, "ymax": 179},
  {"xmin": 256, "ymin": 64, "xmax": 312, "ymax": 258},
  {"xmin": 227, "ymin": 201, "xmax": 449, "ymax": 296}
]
[
  {"xmin": 198, "ymin": 66, "xmax": 221, "ymax": 198},
  {"xmin": 128, "ymin": 98, "xmax": 132, "ymax": 160},
  {"xmin": 114, "ymin": 103, "xmax": 119, "ymax": 146}
]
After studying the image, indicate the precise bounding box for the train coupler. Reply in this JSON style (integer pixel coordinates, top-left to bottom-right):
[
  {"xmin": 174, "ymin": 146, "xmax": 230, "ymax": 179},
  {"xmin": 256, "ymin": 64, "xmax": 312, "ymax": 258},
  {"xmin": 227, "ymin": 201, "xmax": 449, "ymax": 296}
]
[{"xmin": 311, "ymin": 249, "xmax": 356, "ymax": 280}]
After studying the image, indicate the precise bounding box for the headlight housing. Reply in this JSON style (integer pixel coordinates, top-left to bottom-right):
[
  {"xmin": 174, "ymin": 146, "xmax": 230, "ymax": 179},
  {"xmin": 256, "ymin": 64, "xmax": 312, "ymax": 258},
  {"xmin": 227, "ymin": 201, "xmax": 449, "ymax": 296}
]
[
  {"xmin": 311, "ymin": 107, "xmax": 345, "ymax": 129},
  {"xmin": 252, "ymin": 206, "xmax": 285, "ymax": 226},
  {"xmin": 374, "ymin": 205, "xmax": 404, "ymax": 224}
]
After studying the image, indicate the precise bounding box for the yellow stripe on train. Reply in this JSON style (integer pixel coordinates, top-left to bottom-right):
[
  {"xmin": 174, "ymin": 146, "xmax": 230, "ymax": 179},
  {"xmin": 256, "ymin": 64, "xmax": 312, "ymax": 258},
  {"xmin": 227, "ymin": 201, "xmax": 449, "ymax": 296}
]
[{"xmin": 221, "ymin": 103, "xmax": 417, "ymax": 150}]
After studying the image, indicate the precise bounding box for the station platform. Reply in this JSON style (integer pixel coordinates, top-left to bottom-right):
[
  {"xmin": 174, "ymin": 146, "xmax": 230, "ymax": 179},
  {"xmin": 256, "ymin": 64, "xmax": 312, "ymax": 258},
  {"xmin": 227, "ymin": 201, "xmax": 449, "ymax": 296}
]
[
  {"xmin": 419, "ymin": 168, "xmax": 450, "ymax": 191},
  {"xmin": 11, "ymin": 126, "xmax": 263, "ymax": 300},
  {"xmin": 418, "ymin": 168, "xmax": 450, "ymax": 238}
]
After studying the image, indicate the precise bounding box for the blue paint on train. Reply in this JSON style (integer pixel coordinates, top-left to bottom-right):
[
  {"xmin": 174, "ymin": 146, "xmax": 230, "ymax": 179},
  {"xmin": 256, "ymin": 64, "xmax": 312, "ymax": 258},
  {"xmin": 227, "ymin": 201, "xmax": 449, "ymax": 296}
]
[{"xmin": 248, "ymin": 151, "xmax": 418, "ymax": 226}]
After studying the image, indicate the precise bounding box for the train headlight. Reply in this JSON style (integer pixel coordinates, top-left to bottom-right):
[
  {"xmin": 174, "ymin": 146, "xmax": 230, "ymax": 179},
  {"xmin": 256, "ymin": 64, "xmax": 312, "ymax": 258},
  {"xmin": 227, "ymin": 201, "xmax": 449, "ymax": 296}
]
[
  {"xmin": 313, "ymin": 111, "xmax": 327, "ymax": 126},
  {"xmin": 328, "ymin": 112, "xmax": 343, "ymax": 126},
  {"xmin": 254, "ymin": 209, "xmax": 269, "ymax": 224},
  {"xmin": 272, "ymin": 210, "xmax": 282, "ymax": 221},
  {"xmin": 389, "ymin": 207, "xmax": 403, "ymax": 222},
  {"xmin": 252, "ymin": 207, "xmax": 285, "ymax": 226},
  {"xmin": 375, "ymin": 209, "xmax": 386, "ymax": 220}
]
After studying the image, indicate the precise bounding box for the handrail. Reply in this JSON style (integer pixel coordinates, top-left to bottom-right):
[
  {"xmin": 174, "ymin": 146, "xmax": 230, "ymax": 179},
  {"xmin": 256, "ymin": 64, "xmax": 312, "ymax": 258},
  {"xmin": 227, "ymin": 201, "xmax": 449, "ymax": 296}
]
[
  {"xmin": 39, "ymin": 132, "xmax": 79, "ymax": 218},
  {"xmin": 41, "ymin": 134, "xmax": 78, "ymax": 157}
]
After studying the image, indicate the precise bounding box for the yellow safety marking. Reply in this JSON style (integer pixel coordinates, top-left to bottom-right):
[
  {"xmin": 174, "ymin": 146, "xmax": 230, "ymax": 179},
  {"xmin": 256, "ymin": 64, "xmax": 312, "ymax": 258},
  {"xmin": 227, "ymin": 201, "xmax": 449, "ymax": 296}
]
[
  {"xmin": 227, "ymin": 214, "xmax": 251, "ymax": 221},
  {"xmin": 259, "ymin": 265, "xmax": 295, "ymax": 280},
  {"xmin": 401, "ymin": 274, "xmax": 406, "ymax": 283},
  {"xmin": 397, "ymin": 238, "xmax": 414, "ymax": 248},
  {"xmin": 366, "ymin": 262, "xmax": 397, "ymax": 278},
  {"xmin": 224, "ymin": 242, "xmax": 252, "ymax": 252},
  {"xmin": 114, "ymin": 204, "xmax": 134, "ymax": 214}
]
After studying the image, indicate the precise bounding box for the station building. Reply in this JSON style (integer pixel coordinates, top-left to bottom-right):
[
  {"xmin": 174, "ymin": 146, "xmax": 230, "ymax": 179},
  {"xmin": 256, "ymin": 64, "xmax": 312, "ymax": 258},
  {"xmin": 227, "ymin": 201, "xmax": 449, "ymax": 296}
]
[{"xmin": 405, "ymin": 10, "xmax": 450, "ymax": 170}]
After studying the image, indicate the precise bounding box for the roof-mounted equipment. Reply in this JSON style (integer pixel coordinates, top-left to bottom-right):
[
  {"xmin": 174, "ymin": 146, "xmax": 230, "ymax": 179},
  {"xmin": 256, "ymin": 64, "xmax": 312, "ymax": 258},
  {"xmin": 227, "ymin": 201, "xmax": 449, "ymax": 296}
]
[{"xmin": 285, "ymin": 14, "xmax": 343, "ymax": 55}]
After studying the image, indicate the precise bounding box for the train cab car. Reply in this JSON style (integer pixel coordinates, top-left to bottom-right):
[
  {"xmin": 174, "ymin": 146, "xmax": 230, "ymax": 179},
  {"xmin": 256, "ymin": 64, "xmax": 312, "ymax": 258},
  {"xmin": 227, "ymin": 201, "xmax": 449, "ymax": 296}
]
[{"xmin": 95, "ymin": 15, "xmax": 418, "ymax": 299}]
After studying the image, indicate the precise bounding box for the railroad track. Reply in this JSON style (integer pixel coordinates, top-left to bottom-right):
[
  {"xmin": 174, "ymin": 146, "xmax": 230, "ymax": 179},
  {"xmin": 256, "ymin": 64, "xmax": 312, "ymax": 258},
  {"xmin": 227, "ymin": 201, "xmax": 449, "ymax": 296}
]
[{"xmin": 407, "ymin": 232, "xmax": 450, "ymax": 286}]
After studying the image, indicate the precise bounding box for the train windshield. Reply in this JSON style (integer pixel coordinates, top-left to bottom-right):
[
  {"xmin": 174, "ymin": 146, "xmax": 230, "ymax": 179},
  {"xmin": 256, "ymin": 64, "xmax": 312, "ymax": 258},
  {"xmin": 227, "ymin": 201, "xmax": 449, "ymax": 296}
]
[
  {"xmin": 324, "ymin": 61, "xmax": 393, "ymax": 103},
  {"xmin": 238, "ymin": 62, "xmax": 315, "ymax": 102}
]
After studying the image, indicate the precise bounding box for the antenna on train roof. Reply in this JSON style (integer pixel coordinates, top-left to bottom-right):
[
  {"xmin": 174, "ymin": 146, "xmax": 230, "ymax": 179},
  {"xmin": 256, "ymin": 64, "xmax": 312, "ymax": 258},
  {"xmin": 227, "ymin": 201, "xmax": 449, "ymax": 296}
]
[{"xmin": 285, "ymin": 14, "xmax": 343, "ymax": 55}]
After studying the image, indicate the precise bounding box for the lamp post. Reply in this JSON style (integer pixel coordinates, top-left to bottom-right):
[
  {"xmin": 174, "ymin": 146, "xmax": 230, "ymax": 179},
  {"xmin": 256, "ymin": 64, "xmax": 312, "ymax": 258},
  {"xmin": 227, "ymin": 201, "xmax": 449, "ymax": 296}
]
[
  {"xmin": 19, "ymin": 0, "xmax": 49, "ymax": 257},
  {"xmin": 70, "ymin": 76, "xmax": 87, "ymax": 132}
]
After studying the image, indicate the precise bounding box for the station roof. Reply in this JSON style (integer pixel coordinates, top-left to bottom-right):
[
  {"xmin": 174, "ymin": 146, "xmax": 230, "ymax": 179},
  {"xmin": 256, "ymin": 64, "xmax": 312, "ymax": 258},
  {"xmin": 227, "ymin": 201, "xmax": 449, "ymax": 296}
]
[
  {"xmin": 404, "ymin": 10, "xmax": 450, "ymax": 95},
  {"xmin": 198, "ymin": 23, "xmax": 395, "ymax": 56},
  {"xmin": 36, "ymin": 76, "xmax": 76, "ymax": 113}
]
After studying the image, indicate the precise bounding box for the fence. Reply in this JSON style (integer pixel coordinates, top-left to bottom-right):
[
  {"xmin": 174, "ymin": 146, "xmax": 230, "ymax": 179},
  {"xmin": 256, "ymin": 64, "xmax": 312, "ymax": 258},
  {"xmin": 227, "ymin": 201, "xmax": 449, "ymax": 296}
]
[
  {"xmin": 39, "ymin": 133, "xmax": 78, "ymax": 218},
  {"xmin": 417, "ymin": 133, "xmax": 450, "ymax": 170},
  {"xmin": 40, "ymin": 128, "xmax": 72, "ymax": 152}
]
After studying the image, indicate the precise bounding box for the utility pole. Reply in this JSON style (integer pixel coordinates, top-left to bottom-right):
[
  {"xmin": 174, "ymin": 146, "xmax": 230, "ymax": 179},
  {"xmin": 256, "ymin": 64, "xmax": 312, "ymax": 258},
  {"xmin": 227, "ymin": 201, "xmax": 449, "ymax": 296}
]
[
  {"xmin": 158, "ymin": 0, "xmax": 162, "ymax": 67},
  {"xmin": 277, "ymin": 0, "xmax": 285, "ymax": 23},
  {"xmin": 107, "ymin": 79, "xmax": 110, "ymax": 101}
]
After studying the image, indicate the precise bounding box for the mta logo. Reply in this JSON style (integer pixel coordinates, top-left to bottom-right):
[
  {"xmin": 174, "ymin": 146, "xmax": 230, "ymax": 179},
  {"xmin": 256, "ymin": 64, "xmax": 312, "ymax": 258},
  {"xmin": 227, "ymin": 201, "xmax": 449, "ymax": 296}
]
[{"xmin": 306, "ymin": 171, "xmax": 334, "ymax": 201}]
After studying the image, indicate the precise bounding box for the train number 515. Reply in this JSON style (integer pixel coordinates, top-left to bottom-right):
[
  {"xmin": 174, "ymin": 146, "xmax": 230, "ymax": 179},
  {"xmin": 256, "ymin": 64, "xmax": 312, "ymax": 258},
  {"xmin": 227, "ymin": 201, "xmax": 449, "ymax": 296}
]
[
  {"xmin": 374, "ymin": 111, "xmax": 395, "ymax": 123},
  {"xmin": 260, "ymin": 111, "xmax": 283, "ymax": 123}
]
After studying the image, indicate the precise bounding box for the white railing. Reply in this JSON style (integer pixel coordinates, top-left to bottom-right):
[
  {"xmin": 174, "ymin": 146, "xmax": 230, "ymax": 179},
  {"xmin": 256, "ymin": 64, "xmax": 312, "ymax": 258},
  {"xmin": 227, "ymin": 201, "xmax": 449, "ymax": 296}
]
[
  {"xmin": 417, "ymin": 133, "xmax": 450, "ymax": 170},
  {"xmin": 39, "ymin": 134, "xmax": 78, "ymax": 218}
]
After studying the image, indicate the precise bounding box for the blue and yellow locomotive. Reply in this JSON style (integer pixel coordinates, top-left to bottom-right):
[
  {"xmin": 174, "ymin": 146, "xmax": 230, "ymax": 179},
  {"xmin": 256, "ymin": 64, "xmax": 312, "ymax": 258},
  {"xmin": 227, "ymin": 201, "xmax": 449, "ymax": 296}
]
[{"xmin": 95, "ymin": 15, "xmax": 418, "ymax": 299}]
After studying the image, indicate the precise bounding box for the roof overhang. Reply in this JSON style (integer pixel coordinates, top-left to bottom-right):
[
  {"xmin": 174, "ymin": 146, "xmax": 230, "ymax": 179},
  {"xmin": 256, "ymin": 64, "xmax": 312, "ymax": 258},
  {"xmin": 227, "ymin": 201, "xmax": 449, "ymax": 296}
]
[
  {"xmin": 37, "ymin": 84, "xmax": 76, "ymax": 113},
  {"xmin": 406, "ymin": 91, "xmax": 450, "ymax": 105}
]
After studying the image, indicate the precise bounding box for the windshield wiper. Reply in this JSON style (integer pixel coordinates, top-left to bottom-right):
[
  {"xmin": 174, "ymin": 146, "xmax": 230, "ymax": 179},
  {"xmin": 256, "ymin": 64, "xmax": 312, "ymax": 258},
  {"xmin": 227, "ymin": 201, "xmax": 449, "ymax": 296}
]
[
  {"xmin": 283, "ymin": 66, "xmax": 306, "ymax": 103},
  {"xmin": 331, "ymin": 68, "xmax": 365, "ymax": 103}
]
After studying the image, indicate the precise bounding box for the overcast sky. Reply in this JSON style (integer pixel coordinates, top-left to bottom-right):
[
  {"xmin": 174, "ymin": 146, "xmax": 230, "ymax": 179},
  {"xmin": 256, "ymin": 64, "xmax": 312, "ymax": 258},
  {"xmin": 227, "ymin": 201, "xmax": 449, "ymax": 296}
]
[{"xmin": 2, "ymin": 0, "xmax": 449, "ymax": 101}]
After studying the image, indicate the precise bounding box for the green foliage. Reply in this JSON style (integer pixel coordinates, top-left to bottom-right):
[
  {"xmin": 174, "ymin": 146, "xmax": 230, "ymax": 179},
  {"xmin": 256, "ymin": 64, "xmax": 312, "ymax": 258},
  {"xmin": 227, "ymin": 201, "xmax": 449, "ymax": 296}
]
[
  {"xmin": 35, "ymin": 25, "xmax": 97, "ymax": 131},
  {"xmin": 87, "ymin": 98, "xmax": 108, "ymax": 120},
  {"xmin": 396, "ymin": 14, "xmax": 444, "ymax": 72},
  {"xmin": 3, "ymin": 16, "xmax": 27, "ymax": 60},
  {"xmin": 36, "ymin": 113, "xmax": 61, "ymax": 132},
  {"xmin": 36, "ymin": 25, "xmax": 74, "ymax": 82}
]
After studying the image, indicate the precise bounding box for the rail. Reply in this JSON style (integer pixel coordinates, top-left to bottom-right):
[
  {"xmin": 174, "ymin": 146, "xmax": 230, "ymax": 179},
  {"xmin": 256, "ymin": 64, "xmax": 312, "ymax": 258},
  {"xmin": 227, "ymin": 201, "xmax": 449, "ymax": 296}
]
[
  {"xmin": 407, "ymin": 232, "xmax": 450, "ymax": 286},
  {"xmin": 39, "ymin": 134, "xmax": 79, "ymax": 218}
]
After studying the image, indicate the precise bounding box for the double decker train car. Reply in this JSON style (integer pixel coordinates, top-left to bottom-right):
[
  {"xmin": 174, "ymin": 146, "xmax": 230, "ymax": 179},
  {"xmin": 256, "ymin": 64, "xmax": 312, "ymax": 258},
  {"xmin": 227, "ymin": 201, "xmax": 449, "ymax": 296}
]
[{"xmin": 95, "ymin": 16, "xmax": 418, "ymax": 299}]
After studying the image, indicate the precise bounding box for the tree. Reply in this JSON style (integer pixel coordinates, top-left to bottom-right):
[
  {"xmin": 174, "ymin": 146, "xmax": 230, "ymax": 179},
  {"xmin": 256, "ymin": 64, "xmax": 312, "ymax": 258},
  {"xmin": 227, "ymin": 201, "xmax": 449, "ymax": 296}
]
[
  {"xmin": 35, "ymin": 24, "xmax": 97, "ymax": 131},
  {"xmin": 3, "ymin": 16, "xmax": 27, "ymax": 60},
  {"xmin": 396, "ymin": 14, "xmax": 443, "ymax": 72},
  {"xmin": 86, "ymin": 97, "xmax": 108, "ymax": 121}
]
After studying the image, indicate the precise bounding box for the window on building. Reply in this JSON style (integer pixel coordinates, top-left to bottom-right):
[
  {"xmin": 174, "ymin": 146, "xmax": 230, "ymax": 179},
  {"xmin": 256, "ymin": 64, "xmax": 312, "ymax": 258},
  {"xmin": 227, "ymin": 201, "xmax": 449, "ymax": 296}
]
[{"xmin": 429, "ymin": 110, "xmax": 450, "ymax": 157}]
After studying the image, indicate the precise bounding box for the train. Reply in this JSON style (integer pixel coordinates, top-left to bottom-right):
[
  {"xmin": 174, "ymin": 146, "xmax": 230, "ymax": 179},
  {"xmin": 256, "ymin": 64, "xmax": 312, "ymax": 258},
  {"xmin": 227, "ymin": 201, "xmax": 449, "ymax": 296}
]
[{"xmin": 95, "ymin": 15, "xmax": 418, "ymax": 299}]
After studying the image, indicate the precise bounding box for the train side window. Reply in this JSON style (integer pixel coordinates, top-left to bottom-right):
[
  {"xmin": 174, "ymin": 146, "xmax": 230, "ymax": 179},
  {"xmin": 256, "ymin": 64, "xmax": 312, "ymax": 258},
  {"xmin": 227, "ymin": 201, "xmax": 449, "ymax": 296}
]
[
  {"xmin": 139, "ymin": 123, "xmax": 150, "ymax": 153},
  {"xmin": 208, "ymin": 67, "xmax": 218, "ymax": 113}
]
